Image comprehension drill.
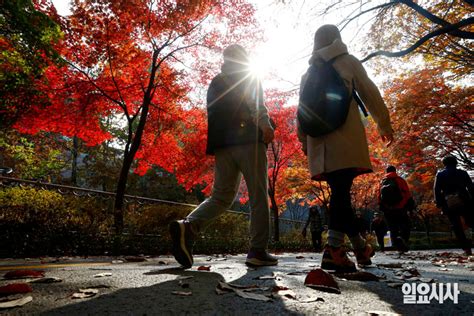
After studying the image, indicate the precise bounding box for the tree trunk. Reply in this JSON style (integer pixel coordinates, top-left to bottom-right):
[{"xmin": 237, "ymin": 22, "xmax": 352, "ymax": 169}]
[
  {"xmin": 269, "ymin": 192, "xmax": 279, "ymax": 242},
  {"xmin": 71, "ymin": 136, "xmax": 78, "ymax": 186}
]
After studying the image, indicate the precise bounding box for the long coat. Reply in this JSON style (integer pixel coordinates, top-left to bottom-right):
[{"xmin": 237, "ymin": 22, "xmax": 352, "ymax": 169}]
[{"xmin": 297, "ymin": 39, "xmax": 393, "ymax": 180}]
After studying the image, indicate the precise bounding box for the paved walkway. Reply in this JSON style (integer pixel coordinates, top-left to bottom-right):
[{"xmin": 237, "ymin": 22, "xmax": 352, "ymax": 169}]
[{"xmin": 0, "ymin": 250, "xmax": 473, "ymax": 315}]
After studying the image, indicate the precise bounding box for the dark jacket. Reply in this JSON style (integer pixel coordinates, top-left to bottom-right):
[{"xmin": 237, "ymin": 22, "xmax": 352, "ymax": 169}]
[
  {"xmin": 434, "ymin": 166, "xmax": 474, "ymax": 209},
  {"xmin": 205, "ymin": 65, "xmax": 267, "ymax": 155}
]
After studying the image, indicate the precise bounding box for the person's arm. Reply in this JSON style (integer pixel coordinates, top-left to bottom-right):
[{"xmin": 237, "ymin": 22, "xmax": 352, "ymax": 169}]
[
  {"xmin": 350, "ymin": 56, "xmax": 394, "ymax": 146},
  {"xmin": 463, "ymin": 170, "xmax": 474, "ymax": 200},
  {"xmin": 433, "ymin": 172, "xmax": 445, "ymax": 209},
  {"xmin": 245, "ymin": 80, "xmax": 274, "ymax": 143},
  {"xmin": 297, "ymin": 75, "xmax": 307, "ymax": 155}
]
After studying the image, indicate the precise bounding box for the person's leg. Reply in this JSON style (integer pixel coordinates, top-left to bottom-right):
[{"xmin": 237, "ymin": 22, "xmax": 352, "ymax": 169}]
[
  {"xmin": 186, "ymin": 148, "xmax": 241, "ymax": 232},
  {"xmin": 446, "ymin": 211, "xmax": 470, "ymax": 251},
  {"xmin": 322, "ymin": 170, "xmax": 358, "ymax": 272},
  {"xmin": 170, "ymin": 148, "xmax": 240, "ymax": 268},
  {"xmin": 326, "ymin": 170, "xmax": 357, "ymax": 246},
  {"xmin": 399, "ymin": 211, "xmax": 411, "ymax": 245},
  {"xmin": 235, "ymin": 143, "xmax": 277, "ymax": 266},
  {"xmin": 385, "ymin": 211, "xmax": 400, "ymax": 247},
  {"xmin": 236, "ymin": 143, "xmax": 270, "ymax": 250},
  {"xmin": 311, "ymin": 230, "xmax": 322, "ymax": 251},
  {"xmin": 376, "ymin": 233, "xmax": 385, "ymax": 251}
]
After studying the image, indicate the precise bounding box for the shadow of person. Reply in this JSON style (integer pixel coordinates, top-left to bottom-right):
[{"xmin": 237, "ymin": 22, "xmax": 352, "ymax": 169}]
[{"xmin": 42, "ymin": 262, "xmax": 301, "ymax": 315}]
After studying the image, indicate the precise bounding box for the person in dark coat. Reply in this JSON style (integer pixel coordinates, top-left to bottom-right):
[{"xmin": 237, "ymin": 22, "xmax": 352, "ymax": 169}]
[
  {"xmin": 371, "ymin": 212, "xmax": 388, "ymax": 252},
  {"xmin": 169, "ymin": 44, "xmax": 277, "ymax": 268},
  {"xmin": 434, "ymin": 155, "xmax": 473, "ymax": 256},
  {"xmin": 302, "ymin": 206, "xmax": 324, "ymax": 252}
]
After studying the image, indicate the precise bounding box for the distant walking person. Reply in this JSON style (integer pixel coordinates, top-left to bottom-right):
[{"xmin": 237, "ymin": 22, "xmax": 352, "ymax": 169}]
[
  {"xmin": 302, "ymin": 205, "xmax": 324, "ymax": 252},
  {"xmin": 434, "ymin": 155, "xmax": 473, "ymax": 256},
  {"xmin": 371, "ymin": 212, "xmax": 388, "ymax": 252},
  {"xmin": 297, "ymin": 24, "xmax": 394, "ymax": 273},
  {"xmin": 169, "ymin": 44, "xmax": 277, "ymax": 268},
  {"xmin": 379, "ymin": 165, "xmax": 414, "ymax": 253}
]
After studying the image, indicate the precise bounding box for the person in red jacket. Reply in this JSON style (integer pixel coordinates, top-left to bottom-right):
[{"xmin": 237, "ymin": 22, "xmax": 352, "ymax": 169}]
[{"xmin": 379, "ymin": 165, "xmax": 414, "ymax": 253}]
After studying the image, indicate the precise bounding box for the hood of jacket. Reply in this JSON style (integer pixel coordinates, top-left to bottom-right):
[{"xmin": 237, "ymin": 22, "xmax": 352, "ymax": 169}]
[{"xmin": 308, "ymin": 39, "xmax": 348, "ymax": 65}]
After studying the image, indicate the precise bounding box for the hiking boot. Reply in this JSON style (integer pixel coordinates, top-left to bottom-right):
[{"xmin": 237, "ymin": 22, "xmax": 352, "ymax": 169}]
[
  {"xmin": 321, "ymin": 245, "xmax": 357, "ymax": 273},
  {"xmin": 394, "ymin": 237, "xmax": 409, "ymax": 253},
  {"xmin": 169, "ymin": 220, "xmax": 194, "ymax": 269},
  {"xmin": 245, "ymin": 249, "xmax": 278, "ymax": 266},
  {"xmin": 354, "ymin": 244, "xmax": 375, "ymax": 266}
]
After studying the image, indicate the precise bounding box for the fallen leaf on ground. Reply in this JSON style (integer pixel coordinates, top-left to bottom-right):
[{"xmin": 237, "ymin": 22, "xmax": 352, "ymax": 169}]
[
  {"xmin": 296, "ymin": 256, "xmax": 305, "ymax": 259},
  {"xmin": 304, "ymin": 269, "xmax": 340, "ymax": 294},
  {"xmin": 367, "ymin": 310, "xmax": 401, "ymax": 316},
  {"xmin": 272, "ymin": 285, "xmax": 289, "ymax": 292},
  {"xmin": 254, "ymin": 275, "xmax": 275, "ymax": 280},
  {"xmin": 438, "ymin": 268, "xmax": 453, "ymax": 271},
  {"xmin": 300, "ymin": 297, "xmax": 324, "ymax": 303},
  {"xmin": 197, "ymin": 266, "xmax": 211, "ymax": 271},
  {"xmin": 158, "ymin": 261, "xmax": 168, "ymax": 265},
  {"xmin": 0, "ymin": 296, "xmax": 33, "ymax": 309},
  {"xmin": 111, "ymin": 260, "xmax": 123, "ymax": 264},
  {"xmin": 274, "ymin": 289, "xmax": 297, "ymax": 300},
  {"xmin": 377, "ymin": 263, "xmax": 403, "ymax": 269},
  {"xmin": 4, "ymin": 270, "xmax": 45, "ymax": 279},
  {"xmin": 124, "ymin": 256, "xmax": 146, "ymax": 262},
  {"xmin": 387, "ymin": 282, "xmax": 403, "ymax": 288},
  {"xmin": 29, "ymin": 277, "xmax": 62, "ymax": 284},
  {"xmin": 93, "ymin": 273, "xmax": 112, "ymax": 278},
  {"xmin": 72, "ymin": 289, "xmax": 99, "ymax": 299},
  {"xmin": 172, "ymin": 291, "xmax": 192, "ymax": 296},
  {"xmin": 178, "ymin": 281, "xmax": 190, "ymax": 288},
  {"xmin": 0, "ymin": 283, "xmax": 32, "ymax": 296},
  {"xmin": 176, "ymin": 276, "xmax": 194, "ymax": 281},
  {"xmin": 234, "ymin": 289, "xmax": 271, "ymax": 302}
]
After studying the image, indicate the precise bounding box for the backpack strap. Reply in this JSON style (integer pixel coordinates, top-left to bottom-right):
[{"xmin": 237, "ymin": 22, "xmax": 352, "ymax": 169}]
[{"xmin": 327, "ymin": 53, "xmax": 369, "ymax": 118}]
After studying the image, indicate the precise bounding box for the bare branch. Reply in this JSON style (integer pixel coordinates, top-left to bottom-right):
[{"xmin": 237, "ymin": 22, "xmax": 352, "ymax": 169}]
[{"xmin": 361, "ymin": 17, "xmax": 474, "ymax": 62}]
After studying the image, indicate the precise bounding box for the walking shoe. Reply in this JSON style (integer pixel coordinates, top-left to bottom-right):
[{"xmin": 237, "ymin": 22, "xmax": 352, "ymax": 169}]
[
  {"xmin": 169, "ymin": 220, "xmax": 194, "ymax": 269},
  {"xmin": 321, "ymin": 245, "xmax": 357, "ymax": 273},
  {"xmin": 394, "ymin": 237, "xmax": 409, "ymax": 253},
  {"xmin": 245, "ymin": 249, "xmax": 278, "ymax": 266},
  {"xmin": 354, "ymin": 244, "xmax": 375, "ymax": 266}
]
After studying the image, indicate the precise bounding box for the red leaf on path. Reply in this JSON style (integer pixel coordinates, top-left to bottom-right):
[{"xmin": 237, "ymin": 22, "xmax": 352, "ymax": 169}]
[
  {"xmin": 0, "ymin": 283, "xmax": 33, "ymax": 296},
  {"xmin": 197, "ymin": 266, "xmax": 211, "ymax": 271},
  {"xmin": 304, "ymin": 269, "xmax": 340, "ymax": 294},
  {"xmin": 4, "ymin": 270, "xmax": 45, "ymax": 279}
]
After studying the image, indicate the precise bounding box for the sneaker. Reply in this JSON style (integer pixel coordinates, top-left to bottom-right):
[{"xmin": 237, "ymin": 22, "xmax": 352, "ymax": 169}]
[
  {"xmin": 169, "ymin": 220, "xmax": 194, "ymax": 269},
  {"xmin": 245, "ymin": 249, "xmax": 278, "ymax": 266},
  {"xmin": 354, "ymin": 244, "xmax": 375, "ymax": 266},
  {"xmin": 394, "ymin": 237, "xmax": 409, "ymax": 253},
  {"xmin": 321, "ymin": 245, "xmax": 357, "ymax": 273}
]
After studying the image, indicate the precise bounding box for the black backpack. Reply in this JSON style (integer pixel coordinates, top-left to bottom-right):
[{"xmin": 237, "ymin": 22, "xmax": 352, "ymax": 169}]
[
  {"xmin": 380, "ymin": 177, "xmax": 403, "ymax": 207},
  {"xmin": 297, "ymin": 54, "xmax": 367, "ymax": 137}
]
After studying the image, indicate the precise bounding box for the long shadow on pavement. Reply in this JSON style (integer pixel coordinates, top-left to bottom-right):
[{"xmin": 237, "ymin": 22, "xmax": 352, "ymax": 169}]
[{"xmin": 42, "ymin": 265, "xmax": 301, "ymax": 315}]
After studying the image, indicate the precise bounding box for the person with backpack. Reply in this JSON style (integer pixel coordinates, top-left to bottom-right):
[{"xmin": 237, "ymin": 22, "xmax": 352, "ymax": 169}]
[
  {"xmin": 434, "ymin": 155, "xmax": 473, "ymax": 256},
  {"xmin": 297, "ymin": 24, "xmax": 394, "ymax": 273},
  {"xmin": 302, "ymin": 205, "xmax": 324, "ymax": 252},
  {"xmin": 169, "ymin": 44, "xmax": 278, "ymax": 268},
  {"xmin": 379, "ymin": 165, "xmax": 413, "ymax": 253}
]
